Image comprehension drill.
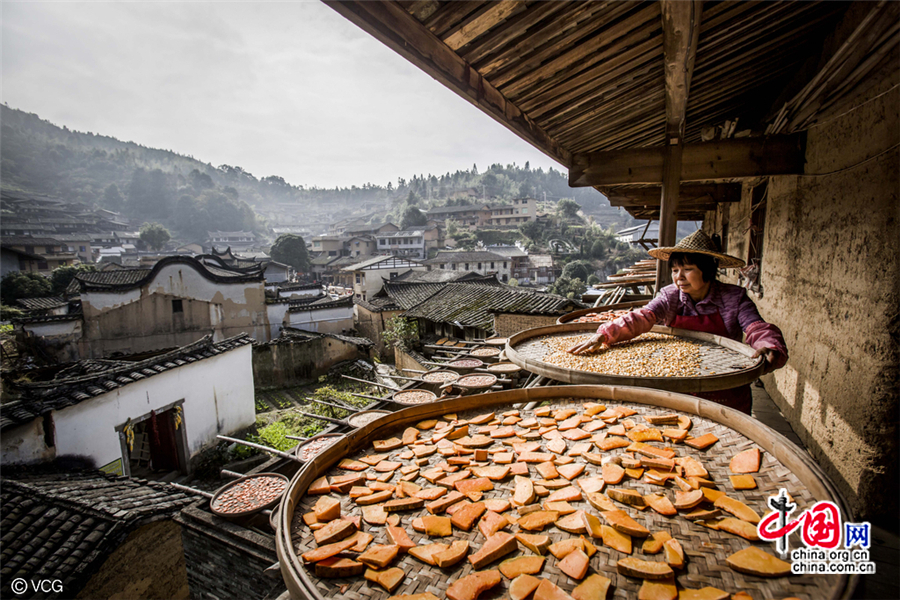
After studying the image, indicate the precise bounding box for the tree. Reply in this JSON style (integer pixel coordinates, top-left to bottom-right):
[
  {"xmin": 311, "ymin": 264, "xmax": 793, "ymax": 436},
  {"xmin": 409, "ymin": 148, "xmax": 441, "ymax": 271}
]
[
  {"xmin": 446, "ymin": 219, "xmax": 459, "ymax": 237},
  {"xmin": 50, "ymin": 264, "xmax": 97, "ymax": 296},
  {"xmin": 590, "ymin": 239, "xmax": 608, "ymax": 260},
  {"xmin": 518, "ymin": 220, "xmax": 544, "ymax": 243},
  {"xmin": 270, "ymin": 234, "xmax": 310, "ymax": 271},
  {"xmin": 102, "ymin": 184, "xmax": 124, "ymax": 211},
  {"xmin": 0, "ymin": 272, "xmax": 52, "ymax": 305},
  {"xmin": 140, "ymin": 222, "xmax": 171, "ymax": 251},
  {"xmin": 562, "ymin": 260, "xmax": 593, "ymax": 282},
  {"xmin": 406, "ymin": 190, "xmax": 419, "ymax": 206},
  {"xmin": 557, "ymin": 198, "xmax": 583, "ymax": 221},
  {"xmin": 382, "ymin": 316, "xmax": 419, "ymax": 349},
  {"xmin": 548, "ymin": 276, "xmax": 586, "ymax": 300},
  {"xmin": 400, "ymin": 206, "xmax": 427, "ymax": 230}
]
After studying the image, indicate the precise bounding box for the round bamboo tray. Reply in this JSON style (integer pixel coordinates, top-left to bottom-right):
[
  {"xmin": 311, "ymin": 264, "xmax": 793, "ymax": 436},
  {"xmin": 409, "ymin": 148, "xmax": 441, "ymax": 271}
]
[
  {"xmin": 556, "ymin": 299, "xmax": 650, "ymax": 325},
  {"xmin": 346, "ymin": 410, "xmax": 391, "ymax": 429},
  {"xmin": 276, "ymin": 386, "xmax": 854, "ymax": 600},
  {"xmin": 506, "ymin": 323, "xmax": 765, "ymax": 393},
  {"xmin": 295, "ymin": 433, "xmax": 344, "ymax": 462},
  {"xmin": 210, "ymin": 472, "xmax": 288, "ymax": 519}
]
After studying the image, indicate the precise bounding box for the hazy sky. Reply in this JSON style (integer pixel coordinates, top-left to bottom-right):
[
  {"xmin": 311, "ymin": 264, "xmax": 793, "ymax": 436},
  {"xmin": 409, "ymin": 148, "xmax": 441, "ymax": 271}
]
[{"xmin": 1, "ymin": 1, "xmax": 566, "ymax": 189}]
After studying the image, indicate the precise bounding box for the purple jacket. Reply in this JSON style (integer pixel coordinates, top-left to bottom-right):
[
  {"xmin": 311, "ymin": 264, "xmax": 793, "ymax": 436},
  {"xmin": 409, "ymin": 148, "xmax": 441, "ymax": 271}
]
[{"xmin": 598, "ymin": 281, "xmax": 789, "ymax": 370}]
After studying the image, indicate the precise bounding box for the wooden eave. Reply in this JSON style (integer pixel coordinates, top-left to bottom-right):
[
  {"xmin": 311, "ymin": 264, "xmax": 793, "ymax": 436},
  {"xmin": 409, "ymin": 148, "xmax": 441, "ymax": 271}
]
[{"xmin": 327, "ymin": 0, "xmax": 897, "ymax": 220}]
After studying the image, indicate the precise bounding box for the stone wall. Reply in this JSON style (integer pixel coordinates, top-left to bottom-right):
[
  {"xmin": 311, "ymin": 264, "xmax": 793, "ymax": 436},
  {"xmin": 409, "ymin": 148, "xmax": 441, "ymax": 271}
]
[
  {"xmin": 252, "ymin": 335, "xmax": 371, "ymax": 389},
  {"xmin": 393, "ymin": 345, "xmax": 430, "ymax": 373},
  {"xmin": 175, "ymin": 505, "xmax": 284, "ymax": 600},
  {"xmin": 77, "ymin": 520, "xmax": 189, "ymax": 600},
  {"xmin": 493, "ymin": 313, "xmax": 561, "ymax": 338},
  {"xmin": 355, "ymin": 304, "xmax": 403, "ymax": 358},
  {"xmin": 706, "ymin": 63, "xmax": 899, "ymax": 519}
]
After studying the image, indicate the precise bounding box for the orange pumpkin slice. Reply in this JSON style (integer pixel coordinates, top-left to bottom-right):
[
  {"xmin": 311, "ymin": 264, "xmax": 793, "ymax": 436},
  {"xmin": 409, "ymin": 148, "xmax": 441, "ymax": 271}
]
[
  {"xmin": 729, "ymin": 448, "xmax": 761, "ymax": 473},
  {"xmin": 616, "ymin": 557, "xmax": 674, "ymax": 580},
  {"xmin": 572, "ymin": 573, "xmax": 612, "ymax": 600},
  {"xmin": 726, "ymin": 546, "xmax": 791, "ymax": 577},
  {"xmin": 446, "ymin": 569, "xmax": 502, "ymax": 600}
]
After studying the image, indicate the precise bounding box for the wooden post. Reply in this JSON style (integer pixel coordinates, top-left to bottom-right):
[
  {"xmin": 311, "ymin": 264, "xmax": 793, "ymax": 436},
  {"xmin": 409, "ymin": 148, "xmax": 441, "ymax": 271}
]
[{"xmin": 656, "ymin": 141, "xmax": 683, "ymax": 288}]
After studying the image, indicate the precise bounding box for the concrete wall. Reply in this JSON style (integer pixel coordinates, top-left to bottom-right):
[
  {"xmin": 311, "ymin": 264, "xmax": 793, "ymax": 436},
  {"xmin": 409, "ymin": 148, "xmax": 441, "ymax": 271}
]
[
  {"xmin": 252, "ymin": 335, "xmax": 369, "ymax": 389},
  {"xmin": 80, "ymin": 263, "xmax": 269, "ymax": 357},
  {"xmin": 2, "ymin": 344, "xmax": 256, "ymax": 468},
  {"xmin": 493, "ymin": 313, "xmax": 561, "ymax": 338},
  {"xmin": 706, "ymin": 70, "xmax": 899, "ymax": 519}
]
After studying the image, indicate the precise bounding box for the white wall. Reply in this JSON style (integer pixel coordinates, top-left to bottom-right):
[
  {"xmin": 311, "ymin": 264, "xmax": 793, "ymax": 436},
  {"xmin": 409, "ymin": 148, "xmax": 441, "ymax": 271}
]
[
  {"xmin": 1, "ymin": 419, "xmax": 54, "ymax": 464},
  {"xmin": 3, "ymin": 344, "xmax": 255, "ymax": 469},
  {"xmin": 287, "ymin": 306, "xmax": 354, "ymax": 334}
]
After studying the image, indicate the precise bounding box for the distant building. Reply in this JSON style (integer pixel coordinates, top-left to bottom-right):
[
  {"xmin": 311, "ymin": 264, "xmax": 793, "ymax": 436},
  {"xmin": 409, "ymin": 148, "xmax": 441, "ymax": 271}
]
[
  {"xmin": 0, "ymin": 236, "xmax": 79, "ymax": 274},
  {"xmin": 340, "ymin": 255, "xmax": 427, "ymax": 302},
  {"xmin": 486, "ymin": 198, "xmax": 538, "ymax": 227},
  {"xmin": 425, "ymin": 203, "xmax": 491, "ymax": 228},
  {"xmin": 207, "ymin": 231, "xmax": 257, "ymax": 252},
  {"xmin": 425, "ymin": 250, "xmax": 512, "ymax": 282}
]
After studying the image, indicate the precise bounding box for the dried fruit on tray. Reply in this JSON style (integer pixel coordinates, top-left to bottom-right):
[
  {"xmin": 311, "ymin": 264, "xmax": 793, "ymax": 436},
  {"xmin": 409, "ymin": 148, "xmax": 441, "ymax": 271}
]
[
  {"xmin": 729, "ymin": 448, "xmax": 762, "ymax": 473},
  {"xmin": 446, "ymin": 570, "xmax": 502, "ymax": 600},
  {"xmin": 726, "ymin": 546, "xmax": 791, "ymax": 577}
]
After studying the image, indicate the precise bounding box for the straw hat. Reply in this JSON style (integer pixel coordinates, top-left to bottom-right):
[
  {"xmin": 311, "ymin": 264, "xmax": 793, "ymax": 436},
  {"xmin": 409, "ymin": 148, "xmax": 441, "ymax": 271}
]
[{"xmin": 648, "ymin": 230, "xmax": 745, "ymax": 269}]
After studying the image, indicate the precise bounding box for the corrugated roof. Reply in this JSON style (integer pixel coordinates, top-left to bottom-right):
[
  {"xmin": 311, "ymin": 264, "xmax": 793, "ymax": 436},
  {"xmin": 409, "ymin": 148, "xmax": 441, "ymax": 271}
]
[
  {"xmin": 1, "ymin": 334, "xmax": 252, "ymax": 431},
  {"xmin": 1, "ymin": 471, "xmax": 194, "ymax": 594},
  {"xmin": 403, "ymin": 282, "xmax": 581, "ymax": 331}
]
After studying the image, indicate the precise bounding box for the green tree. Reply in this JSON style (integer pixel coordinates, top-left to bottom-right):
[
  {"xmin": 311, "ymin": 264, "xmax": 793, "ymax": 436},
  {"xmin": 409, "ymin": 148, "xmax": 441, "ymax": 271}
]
[
  {"xmin": 562, "ymin": 260, "xmax": 593, "ymax": 282},
  {"xmin": 548, "ymin": 276, "xmax": 586, "ymax": 300},
  {"xmin": 557, "ymin": 198, "xmax": 582, "ymax": 221},
  {"xmin": 270, "ymin": 234, "xmax": 310, "ymax": 271},
  {"xmin": 406, "ymin": 190, "xmax": 419, "ymax": 206},
  {"xmin": 382, "ymin": 316, "xmax": 419, "ymax": 349},
  {"xmin": 518, "ymin": 220, "xmax": 544, "ymax": 244},
  {"xmin": 50, "ymin": 264, "xmax": 97, "ymax": 296},
  {"xmin": 140, "ymin": 222, "xmax": 171, "ymax": 251},
  {"xmin": 0, "ymin": 272, "xmax": 52, "ymax": 305},
  {"xmin": 446, "ymin": 219, "xmax": 459, "ymax": 237},
  {"xmin": 590, "ymin": 239, "xmax": 608, "ymax": 260},
  {"xmin": 102, "ymin": 184, "xmax": 124, "ymax": 211},
  {"xmin": 400, "ymin": 206, "xmax": 427, "ymax": 230}
]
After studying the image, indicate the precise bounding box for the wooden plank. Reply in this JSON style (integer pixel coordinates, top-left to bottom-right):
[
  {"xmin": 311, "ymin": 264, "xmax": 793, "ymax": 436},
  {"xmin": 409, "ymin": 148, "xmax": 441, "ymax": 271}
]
[
  {"xmin": 460, "ymin": 1, "xmax": 575, "ymax": 66},
  {"xmin": 398, "ymin": 0, "xmax": 440, "ymax": 22},
  {"xmin": 423, "ymin": 1, "xmax": 486, "ymax": 36},
  {"xmin": 443, "ymin": 1, "xmax": 527, "ymax": 51},
  {"xmin": 325, "ymin": 1, "xmax": 571, "ymax": 167},
  {"xmin": 660, "ymin": 0, "xmax": 702, "ymax": 138},
  {"xmin": 568, "ymin": 135, "xmax": 803, "ymax": 187}
]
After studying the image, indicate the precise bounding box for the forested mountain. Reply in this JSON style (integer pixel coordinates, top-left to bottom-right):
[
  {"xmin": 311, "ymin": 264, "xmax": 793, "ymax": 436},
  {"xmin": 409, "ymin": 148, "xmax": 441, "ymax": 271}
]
[{"xmin": 0, "ymin": 105, "xmax": 636, "ymax": 241}]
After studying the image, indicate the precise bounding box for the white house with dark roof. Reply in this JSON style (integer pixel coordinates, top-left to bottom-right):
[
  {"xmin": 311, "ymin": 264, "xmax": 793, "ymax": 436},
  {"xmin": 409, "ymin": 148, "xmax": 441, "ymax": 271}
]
[
  {"xmin": 1, "ymin": 334, "xmax": 255, "ymax": 476},
  {"xmin": 340, "ymin": 255, "xmax": 427, "ymax": 302},
  {"xmin": 424, "ymin": 250, "xmax": 513, "ymax": 282}
]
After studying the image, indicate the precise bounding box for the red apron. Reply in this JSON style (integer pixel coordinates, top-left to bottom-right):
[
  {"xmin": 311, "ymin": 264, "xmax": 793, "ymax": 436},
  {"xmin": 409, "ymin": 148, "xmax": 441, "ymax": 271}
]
[{"xmin": 672, "ymin": 311, "xmax": 753, "ymax": 415}]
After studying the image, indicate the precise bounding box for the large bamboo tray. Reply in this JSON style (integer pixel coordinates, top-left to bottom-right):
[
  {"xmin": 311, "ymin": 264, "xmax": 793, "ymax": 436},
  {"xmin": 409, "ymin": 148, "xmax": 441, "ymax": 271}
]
[
  {"xmin": 276, "ymin": 386, "xmax": 854, "ymax": 600},
  {"xmin": 506, "ymin": 323, "xmax": 765, "ymax": 393}
]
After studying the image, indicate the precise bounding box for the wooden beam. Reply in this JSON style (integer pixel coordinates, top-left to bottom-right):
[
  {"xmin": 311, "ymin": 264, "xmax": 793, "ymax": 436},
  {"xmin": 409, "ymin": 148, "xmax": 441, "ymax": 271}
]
[
  {"xmin": 661, "ymin": 0, "xmax": 702, "ymax": 139},
  {"xmin": 656, "ymin": 142, "xmax": 682, "ymax": 288},
  {"xmin": 605, "ymin": 184, "xmax": 741, "ymax": 206},
  {"xmin": 442, "ymin": 1, "xmax": 527, "ymax": 51},
  {"xmin": 325, "ymin": 0, "xmax": 571, "ymax": 167},
  {"xmin": 568, "ymin": 135, "xmax": 804, "ymax": 186}
]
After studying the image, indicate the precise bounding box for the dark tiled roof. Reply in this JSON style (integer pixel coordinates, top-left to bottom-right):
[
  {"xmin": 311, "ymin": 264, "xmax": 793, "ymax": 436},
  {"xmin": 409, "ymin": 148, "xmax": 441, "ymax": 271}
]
[
  {"xmin": 266, "ymin": 328, "xmax": 373, "ymax": 348},
  {"xmin": 287, "ymin": 296, "xmax": 353, "ymax": 312},
  {"xmin": 355, "ymin": 296, "xmax": 401, "ymax": 313},
  {"xmin": 0, "ymin": 236, "xmax": 64, "ymax": 245},
  {"xmin": 403, "ymin": 283, "xmax": 581, "ymax": 331},
  {"xmin": 1, "ymin": 471, "xmax": 194, "ymax": 595},
  {"xmin": 391, "ymin": 269, "xmax": 478, "ymax": 283},
  {"xmin": 424, "ymin": 250, "xmax": 509, "ymax": 264},
  {"xmin": 379, "ymin": 281, "xmax": 446, "ymax": 310},
  {"xmin": 72, "ymin": 256, "xmax": 263, "ymax": 292},
  {"xmin": 1, "ymin": 334, "xmax": 253, "ymax": 431},
  {"xmin": 276, "ymin": 281, "xmax": 322, "ymax": 291},
  {"xmin": 16, "ymin": 297, "xmax": 67, "ymax": 311},
  {"xmin": 14, "ymin": 312, "xmax": 83, "ymax": 326},
  {"xmin": 425, "ymin": 204, "xmax": 488, "ymax": 215}
]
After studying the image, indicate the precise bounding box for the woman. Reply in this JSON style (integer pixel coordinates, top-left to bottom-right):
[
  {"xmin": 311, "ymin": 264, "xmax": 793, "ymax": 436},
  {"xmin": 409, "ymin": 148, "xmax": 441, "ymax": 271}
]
[{"xmin": 568, "ymin": 230, "xmax": 787, "ymax": 415}]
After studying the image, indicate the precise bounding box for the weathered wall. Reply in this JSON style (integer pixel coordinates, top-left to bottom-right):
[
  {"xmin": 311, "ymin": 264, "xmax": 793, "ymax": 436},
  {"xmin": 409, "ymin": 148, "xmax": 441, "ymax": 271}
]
[
  {"xmin": 0, "ymin": 418, "xmax": 54, "ymax": 464},
  {"xmin": 493, "ymin": 313, "xmax": 561, "ymax": 338},
  {"xmin": 707, "ymin": 71, "xmax": 899, "ymax": 519},
  {"xmin": 175, "ymin": 505, "xmax": 284, "ymax": 600},
  {"xmin": 80, "ymin": 263, "xmax": 269, "ymax": 357},
  {"xmin": 355, "ymin": 305, "xmax": 404, "ymax": 357},
  {"xmin": 77, "ymin": 520, "xmax": 189, "ymax": 600},
  {"xmin": 393, "ymin": 345, "xmax": 430, "ymax": 373},
  {"xmin": 252, "ymin": 336, "xmax": 368, "ymax": 389},
  {"xmin": 6, "ymin": 344, "xmax": 256, "ymax": 469},
  {"xmin": 18, "ymin": 319, "xmax": 83, "ymax": 363}
]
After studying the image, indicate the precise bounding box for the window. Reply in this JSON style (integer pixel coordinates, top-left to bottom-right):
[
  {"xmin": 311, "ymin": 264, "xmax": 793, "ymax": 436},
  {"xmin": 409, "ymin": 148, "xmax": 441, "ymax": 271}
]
[
  {"xmin": 172, "ymin": 299, "xmax": 183, "ymax": 313},
  {"xmin": 522, "ymin": 209, "xmax": 528, "ymax": 214},
  {"xmin": 452, "ymin": 263, "xmax": 457, "ymax": 270},
  {"xmin": 503, "ymin": 262, "xmax": 507, "ymax": 268},
  {"xmin": 356, "ymin": 274, "xmax": 361, "ymax": 284},
  {"xmin": 390, "ymin": 272, "xmax": 398, "ymax": 279},
  {"xmin": 491, "ymin": 262, "xmax": 495, "ymax": 269},
  {"xmin": 79, "ymin": 246, "xmax": 86, "ymax": 252},
  {"xmin": 465, "ymin": 263, "xmax": 470, "ymax": 270},
  {"xmin": 478, "ymin": 263, "xmax": 482, "ymax": 270}
]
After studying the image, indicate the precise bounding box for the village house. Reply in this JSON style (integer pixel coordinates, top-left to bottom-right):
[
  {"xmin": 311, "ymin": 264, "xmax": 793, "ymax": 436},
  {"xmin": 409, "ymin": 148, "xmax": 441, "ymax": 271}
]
[
  {"xmin": 425, "ymin": 249, "xmax": 513, "ymax": 282},
  {"xmin": 0, "ymin": 236, "xmax": 79, "ymax": 274},
  {"xmin": 1, "ymin": 334, "xmax": 255, "ymax": 477},
  {"xmin": 340, "ymin": 254, "xmax": 427, "ymax": 302},
  {"xmin": 15, "ymin": 256, "xmax": 270, "ymax": 362},
  {"xmin": 265, "ymin": 295, "xmax": 354, "ymax": 338},
  {"xmin": 374, "ymin": 227, "xmax": 428, "ymax": 258},
  {"xmin": 485, "ymin": 198, "xmax": 538, "ymax": 228},
  {"xmin": 207, "ymin": 230, "xmax": 258, "ymax": 253},
  {"xmin": 425, "ymin": 203, "xmax": 491, "ymax": 228},
  {"xmin": 0, "ymin": 245, "xmax": 44, "ymax": 276}
]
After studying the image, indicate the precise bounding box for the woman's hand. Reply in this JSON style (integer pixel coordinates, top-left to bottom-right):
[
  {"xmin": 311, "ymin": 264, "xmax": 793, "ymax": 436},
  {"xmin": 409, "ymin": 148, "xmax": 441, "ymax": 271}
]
[
  {"xmin": 752, "ymin": 347, "xmax": 778, "ymax": 373},
  {"xmin": 568, "ymin": 333, "xmax": 607, "ymax": 355}
]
